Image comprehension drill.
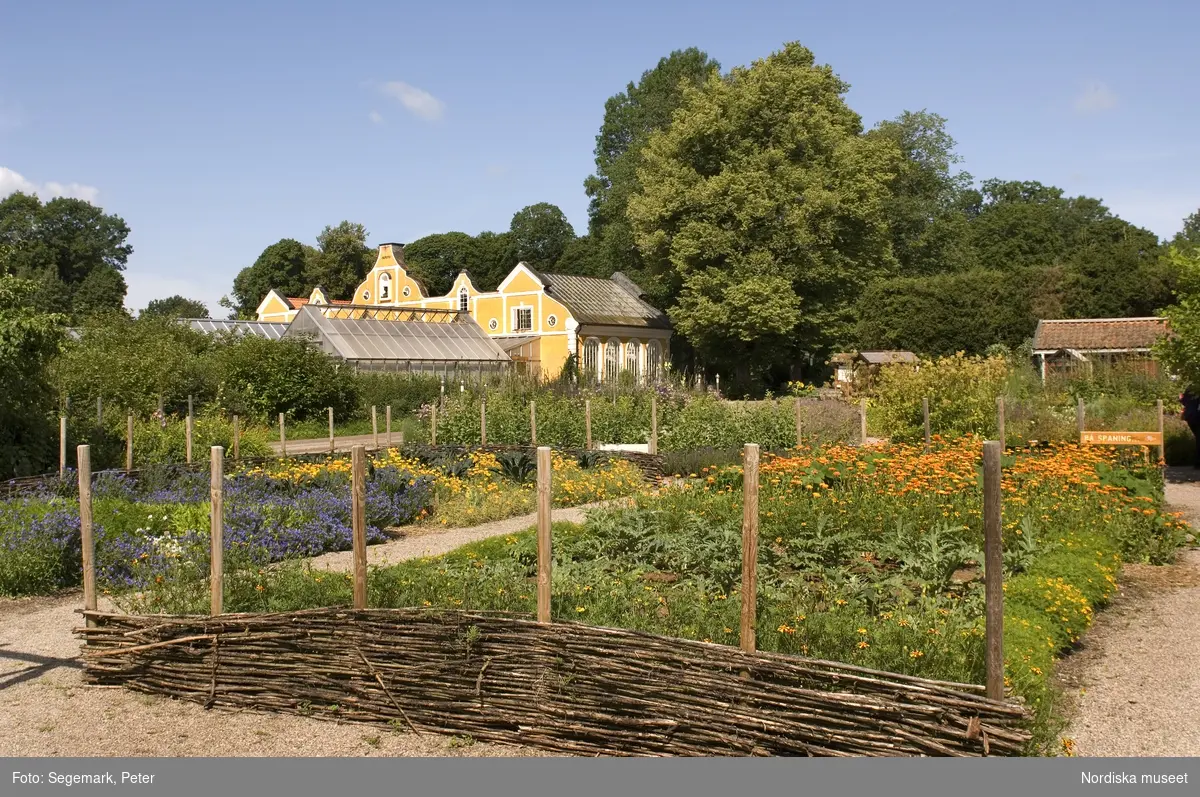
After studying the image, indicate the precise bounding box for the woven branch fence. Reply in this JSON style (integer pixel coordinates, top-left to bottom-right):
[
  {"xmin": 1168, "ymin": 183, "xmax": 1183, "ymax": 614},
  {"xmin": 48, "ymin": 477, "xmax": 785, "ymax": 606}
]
[{"xmin": 77, "ymin": 607, "xmax": 1031, "ymax": 757}]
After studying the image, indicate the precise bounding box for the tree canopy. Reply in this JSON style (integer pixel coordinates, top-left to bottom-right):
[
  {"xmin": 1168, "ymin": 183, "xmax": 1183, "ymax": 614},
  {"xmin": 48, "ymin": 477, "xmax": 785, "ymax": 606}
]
[
  {"xmin": 229, "ymin": 238, "xmax": 310, "ymax": 318},
  {"xmin": 508, "ymin": 203, "xmax": 575, "ymax": 270},
  {"xmin": 143, "ymin": 295, "xmax": 210, "ymax": 319},
  {"xmin": 305, "ymin": 221, "xmax": 374, "ymax": 299}
]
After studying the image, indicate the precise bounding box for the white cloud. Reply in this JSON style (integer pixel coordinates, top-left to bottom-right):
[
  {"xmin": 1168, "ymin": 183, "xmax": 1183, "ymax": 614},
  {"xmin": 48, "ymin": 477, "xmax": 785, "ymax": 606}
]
[
  {"xmin": 379, "ymin": 81, "xmax": 445, "ymax": 121},
  {"xmin": 368, "ymin": 110, "xmax": 384, "ymax": 125},
  {"xmin": 0, "ymin": 166, "xmax": 99, "ymax": 202},
  {"xmin": 1074, "ymin": 82, "xmax": 1118, "ymax": 114}
]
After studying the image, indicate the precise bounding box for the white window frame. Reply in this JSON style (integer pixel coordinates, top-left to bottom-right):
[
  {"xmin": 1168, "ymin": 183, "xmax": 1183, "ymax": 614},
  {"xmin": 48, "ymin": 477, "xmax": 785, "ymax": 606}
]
[
  {"xmin": 379, "ymin": 272, "xmax": 392, "ymax": 300},
  {"xmin": 582, "ymin": 337, "xmax": 600, "ymax": 382},
  {"xmin": 513, "ymin": 305, "xmax": 533, "ymax": 332},
  {"xmin": 458, "ymin": 288, "xmax": 469, "ymax": 313},
  {"xmin": 603, "ymin": 339, "xmax": 620, "ymax": 383},
  {"xmin": 646, "ymin": 339, "xmax": 662, "ymax": 383},
  {"xmin": 625, "ymin": 339, "xmax": 641, "ymax": 383}
]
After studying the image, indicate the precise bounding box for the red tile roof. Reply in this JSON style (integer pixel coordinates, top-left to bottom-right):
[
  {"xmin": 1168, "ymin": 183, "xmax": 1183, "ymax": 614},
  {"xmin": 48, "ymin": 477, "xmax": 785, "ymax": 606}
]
[{"xmin": 1032, "ymin": 317, "xmax": 1168, "ymax": 352}]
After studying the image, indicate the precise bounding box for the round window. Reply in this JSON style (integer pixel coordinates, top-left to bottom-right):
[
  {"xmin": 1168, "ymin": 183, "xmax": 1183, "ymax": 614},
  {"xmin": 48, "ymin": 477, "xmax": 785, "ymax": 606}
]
[
  {"xmin": 363, "ymin": 290, "xmax": 371, "ymax": 301},
  {"xmin": 488, "ymin": 318, "xmax": 498, "ymax": 330},
  {"xmin": 547, "ymin": 314, "xmax": 557, "ymax": 328},
  {"xmin": 402, "ymin": 286, "xmax": 411, "ymax": 297}
]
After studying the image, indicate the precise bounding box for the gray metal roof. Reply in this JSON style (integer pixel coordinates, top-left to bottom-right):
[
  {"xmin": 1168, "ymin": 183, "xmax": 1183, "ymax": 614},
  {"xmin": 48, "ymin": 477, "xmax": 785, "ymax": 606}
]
[
  {"xmin": 858, "ymin": 350, "xmax": 918, "ymax": 365},
  {"xmin": 186, "ymin": 319, "xmax": 289, "ymax": 340},
  {"xmin": 536, "ymin": 271, "xmax": 671, "ymax": 330},
  {"xmin": 284, "ymin": 305, "xmax": 511, "ymax": 364}
]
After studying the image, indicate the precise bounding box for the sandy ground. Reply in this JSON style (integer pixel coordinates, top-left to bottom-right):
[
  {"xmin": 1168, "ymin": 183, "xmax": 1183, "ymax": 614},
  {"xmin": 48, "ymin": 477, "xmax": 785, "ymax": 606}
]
[{"xmin": 1059, "ymin": 467, "xmax": 1200, "ymax": 756}]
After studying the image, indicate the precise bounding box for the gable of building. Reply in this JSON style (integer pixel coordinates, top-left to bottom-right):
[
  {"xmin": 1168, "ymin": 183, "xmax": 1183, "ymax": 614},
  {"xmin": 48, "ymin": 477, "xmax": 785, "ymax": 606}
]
[{"xmin": 1032, "ymin": 317, "xmax": 1169, "ymax": 353}]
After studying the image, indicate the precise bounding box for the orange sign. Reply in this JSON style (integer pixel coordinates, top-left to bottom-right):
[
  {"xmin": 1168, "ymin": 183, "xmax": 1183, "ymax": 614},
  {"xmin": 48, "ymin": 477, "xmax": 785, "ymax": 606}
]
[{"xmin": 1080, "ymin": 431, "xmax": 1162, "ymax": 446}]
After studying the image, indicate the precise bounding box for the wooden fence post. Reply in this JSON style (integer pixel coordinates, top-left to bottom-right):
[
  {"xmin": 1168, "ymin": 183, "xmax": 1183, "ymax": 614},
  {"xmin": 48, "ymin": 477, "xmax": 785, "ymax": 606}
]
[
  {"xmin": 1076, "ymin": 398, "xmax": 1085, "ymax": 437},
  {"xmin": 740, "ymin": 443, "xmax": 760, "ymax": 653},
  {"xmin": 188, "ymin": 394, "xmax": 193, "ymax": 423},
  {"xmin": 650, "ymin": 395, "xmax": 658, "ymax": 455},
  {"xmin": 210, "ymin": 446, "xmax": 224, "ymax": 616},
  {"xmin": 279, "ymin": 413, "xmax": 287, "ymax": 457},
  {"xmin": 983, "ymin": 439, "xmax": 1004, "ymax": 702},
  {"xmin": 794, "ymin": 399, "xmax": 803, "ymax": 448},
  {"xmin": 328, "ymin": 407, "xmax": 335, "ymax": 454},
  {"xmin": 351, "ymin": 445, "xmax": 367, "ymax": 610},
  {"xmin": 923, "ymin": 397, "xmax": 931, "ymax": 451},
  {"xmin": 386, "ymin": 405, "xmax": 392, "ymax": 447},
  {"xmin": 372, "ymin": 405, "xmax": 379, "ymax": 449},
  {"xmin": 860, "ymin": 398, "xmax": 868, "ymax": 445},
  {"xmin": 996, "ymin": 396, "xmax": 1006, "ymax": 449},
  {"xmin": 232, "ymin": 415, "xmax": 240, "ymax": 461},
  {"xmin": 585, "ymin": 399, "xmax": 592, "ymax": 451},
  {"xmin": 431, "ymin": 404, "xmax": 437, "ymax": 446},
  {"xmin": 97, "ymin": 396, "xmax": 103, "ymax": 427},
  {"xmin": 536, "ymin": 446, "xmax": 552, "ymax": 624},
  {"xmin": 59, "ymin": 415, "xmax": 67, "ymax": 477},
  {"xmin": 1158, "ymin": 399, "xmax": 1165, "ymax": 465},
  {"xmin": 126, "ymin": 414, "xmax": 134, "ymax": 472},
  {"xmin": 185, "ymin": 415, "xmax": 194, "ymax": 465},
  {"xmin": 530, "ymin": 400, "xmax": 537, "ymax": 447},
  {"xmin": 77, "ymin": 445, "xmax": 96, "ymax": 624},
  {"xmin": 480, "ymin": 398, "xmax": 487, "ymax": 445}
]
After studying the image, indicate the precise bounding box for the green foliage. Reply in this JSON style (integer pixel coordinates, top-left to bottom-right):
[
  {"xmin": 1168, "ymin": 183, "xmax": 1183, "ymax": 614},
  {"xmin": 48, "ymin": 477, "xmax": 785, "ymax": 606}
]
[
  {"xmin": 508, "ymin": 203, "xmax": 575, "ymax": 270},
  {"xmin": 230, "ymin": 238, "xmax": 309, "ymax": 318},
  {"xmin": 122, "ymin": 411, "xmax": 272, "ymax": 466},
  {"xmin": 403, "ymin": 232, "xmax": 488, "ymax": 297},
  {"xmin": 627, "ymin": 42, "xmax": 901, "ymax": 394},
  {"xmin": 142, "ymin": 295, "xmax": 210, "ymax": 319},
  {"xmin": 1155, "ymin": 247, "xmax": 1200, "ymax": 391},
  {"xmin": 576, "ymin": 450, "xmax": 604, "ymax": 470},
  {"xmin": 0, "ymin": 276, "xmax": 68, "ymax": 477},
  {"xmin": 214, "ymin": 334, "xmax": 358, "ymax": 421},
  {"xmin": 305, "ymin": 221, "xmax": 374, "ymax": 300},
  {"xmin": 871, "ymin": 354, "xmax": 1009, "ymax": 442},
  {"xmin": 493, "ymin": 451, "xmax": 536, "ymax": 484}
]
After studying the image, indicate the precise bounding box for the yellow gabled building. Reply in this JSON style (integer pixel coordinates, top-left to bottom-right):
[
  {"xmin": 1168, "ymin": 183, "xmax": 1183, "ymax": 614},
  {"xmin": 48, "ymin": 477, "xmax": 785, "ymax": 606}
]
[{"xmin": 256, "ymin": 242, "xmax": 672, "ymax": 381}]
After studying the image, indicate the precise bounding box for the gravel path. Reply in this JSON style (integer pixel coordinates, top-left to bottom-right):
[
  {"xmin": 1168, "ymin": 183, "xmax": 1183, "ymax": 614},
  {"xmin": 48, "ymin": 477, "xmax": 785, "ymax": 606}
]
[
  {"xmin": 1060, "ymin": 467, "xmax": 1200, "ymax": 757},
  {"xmin": 0, "ymin": 503, "xmax": 623, "ymax": 756}
]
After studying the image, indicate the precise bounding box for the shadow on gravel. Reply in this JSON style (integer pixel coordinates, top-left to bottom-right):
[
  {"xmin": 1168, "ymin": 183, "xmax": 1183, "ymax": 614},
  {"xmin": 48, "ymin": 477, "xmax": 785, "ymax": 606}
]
[{"xmin": 0, "ymin": 643, "xmax": 81, "ymax": 690}]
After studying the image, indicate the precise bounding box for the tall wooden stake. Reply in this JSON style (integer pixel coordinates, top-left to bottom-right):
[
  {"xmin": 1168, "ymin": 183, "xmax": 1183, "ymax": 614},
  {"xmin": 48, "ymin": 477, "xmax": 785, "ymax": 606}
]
[
  {"xmin": 740, "ymin": 443, "xmax": 760, "ymax": 653},
  {"xmin": 530, "ymin": 400, "xmax": 537, "ymax": 447},
  {"xmin": 185, "ymin": 415, "xmax": 194, "ymax": 465},
  {"xmin": 372, "ymin": 405, "xmax": 379, "ymax": 449},
  {"xmin": 794, "ymin": 399, "xmax": 803, "ymax": 448},
  {"xmin": 328, "ymin": 407, "xmax": 335, "ymax": 454},
  {"xmin": 536, "ymin": 446, "xmax": 552, "ymax": 624},
  {"xmin": 232, "ymin": 415, "xmax": 240, "ymax": 461},
  {"xmin": 386, "ymin": 405, "xmax": 392, "ymax": 447},
  {"xmin": 983, "ymin": 440, "xmax": 1004, "ymax": 702},
  {"xmin": 480, "ymin": 398, "xmax": 488, "ymax": 445},
  {"xmin": 860, "ymin": 398, "xmax": 868, "ymax": 445},
  {"xmin": 210, "ymin": 446, "xmax": 224, "ymax": 616},
  {"xmin": 650, "ymin": 395, "xmax": 658, "ymax": 455},
  {"xmin": 996, "ymin": 396, "xmax": 1006, "ymax": 449},
  {"xmin": 188, "ymin": 394, "xmax": 194, "ymax": 423},
  {"xmin": 1076, "ymin": 398, "xmax": 1085, "ymax": 436},
  {"xmin": 585, "ymin": 399, "xmax": 592, "ymax": 451},
  {"xmin": 430, "ymin": 404, "xmax": 437, "ymax": 446},
  {"xmin": 59, "ymin": 416, "xmax": 67, "ymax": 477},
  {"xmin": 77, "ymin": 445, "xmax": 96, "ymax": 623},
  {"xmin": 279, "ymin": 413, "xmax": 287, "ymax": 457},
  {"xmin": 126, "ymin": 413, "xmax": 134, "ymax": 472},
  {"xmin": 96, "ymin": 396, "xmax": 103, "ymax": 427},
  {"xmin": 351, "ymin": 445, "xmax": 367, "ymax": 610},
  {"xmin": 1158, "ymin": 399, "xmax": 1166, "ymax": 465},
  {"xmin": 923, "ymin": 397, "xmax": 931, "ymax": 450}
]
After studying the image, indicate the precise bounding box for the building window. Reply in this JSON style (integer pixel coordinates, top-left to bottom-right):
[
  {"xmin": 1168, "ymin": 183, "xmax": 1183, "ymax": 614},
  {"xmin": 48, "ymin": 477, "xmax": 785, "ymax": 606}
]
[
  {"xmin": 625, "ymin": 340, "xmax": 641, "ymax": 382},
  {"xmin": 363, "ymin": 290, "xmax": 371, "ymax": 301},
  {"xmin": 458, "ymin": 288, "xmax": 469, "ymax": 313},
  {"xmin": 514, "ymin": 307, "xmax": 532, "ymax": 331},
  {"xmin": 547, "ymin": 314, "xmax": 557, "ymax": 328},
  {"xmin": 604, "ymin": 339, "xmax": 620, "ymax": 382},
  {"xmin": 646, "ymin": 339, "xmax": 662, "ymax": 383},
  {"xmin": 379, "ymin": 273, "xmax": 391, "ymax": 300},
  {"xmin": 402, "ymin": 286, "xmax": 411, "ymax": 297},
  {"xmin": 582, "ymin": 338, "xmax": 600, "ymax": 381},
  {"xmin": 488, "ymin": 318, "xmax": 498, "ymax": 331}
]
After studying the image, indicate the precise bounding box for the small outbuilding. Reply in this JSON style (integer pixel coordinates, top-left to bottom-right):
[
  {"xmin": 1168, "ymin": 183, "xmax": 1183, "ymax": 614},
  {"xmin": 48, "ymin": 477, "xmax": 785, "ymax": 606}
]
[
  {"xmin": 830, "ymin": 350, "xmax": 918, "ymax": 390},
  {"xmin": 1031, "ymin": 317, "xmax": 1169, "ymax": 380}
]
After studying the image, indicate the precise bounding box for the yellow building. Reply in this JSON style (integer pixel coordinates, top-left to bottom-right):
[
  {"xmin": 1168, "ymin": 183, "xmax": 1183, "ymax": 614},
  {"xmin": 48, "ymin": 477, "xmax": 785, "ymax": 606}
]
[{"xmin": 256, "ymin": 243, "xmax": 672, "ymax": 381}]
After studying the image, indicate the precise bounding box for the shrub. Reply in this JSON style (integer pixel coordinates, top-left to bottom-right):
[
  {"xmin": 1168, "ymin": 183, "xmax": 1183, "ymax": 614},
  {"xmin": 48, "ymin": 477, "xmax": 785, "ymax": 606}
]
[{"xmin": 872, "ymin": 353, "xmax": 1009, "ymax": 442}]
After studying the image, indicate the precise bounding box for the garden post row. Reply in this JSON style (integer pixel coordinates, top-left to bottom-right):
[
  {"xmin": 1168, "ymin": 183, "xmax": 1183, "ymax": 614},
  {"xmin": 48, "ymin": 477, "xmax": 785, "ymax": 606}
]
[
  {"xmin": 59, "ymin": 416, "xmax": 66, "ymax": 477},
  {"xmin": 279, "ymin": 413, "xmax": 287, "ymax": 457},
  {"xmin": 650, "ymin": 396, "xmax": 658, "ymax": 455},
  {"xmin": 77, "ymin": 444, "xmax": 96, "ymax": 624},
  {"xmin": 740, "ymin": 443, "xmax": 760, "ymax": 653},
  {"xmin": 1158, "ymin": 399, "xmax": 1165, "ymax": 465},
  {"xmin": 996, "ymin": 397, "xmax": 1005, "ymax": 449},
  {"xmin": 1076, "ymin": 398, "xmax": 1085, "ymax": 436},
  {"xmin": 922, "ymin": 398, "xmax": 931, "ymax": 450},
  {"xmin": 480, "ymin": 399, "xmax": 487, "ymax": 445},
  {"xmin": 794, "ymin": 399, "xmax": 803, "ymax": 448},
  {"xmin": 186, "ymin": 415, "xmax": 194, "ymax": 465},
  {"xmin": 351, "ymin": 445, "xmax": 367, "ymax": 610},
  {"xmin": 232, "ymin": 415, "xmax": 240, "ymax": 461},
  {"xmin": 372, "ymin": 406, "xmax": 378, "ymax": 449},
  {"xmin": 982, "ymin": 440, "xmax": 1004, "ymax": 701},
  {"xmin": 386, "ymin": 405, "xmax": 392, "ymax": 447},
  {"xmin": 536, "ymin": 446, "xmax": 552, "ymax": 624},
  {"xmin": 96, "ymin": 396, "xmax": 103, "ymax": 427},
  {"xmin": 328, "ymin": 407, "xmax": 335, "ymax": 454},
  {"xmin": 531, "ymin": 401, "xmax": 537, "ymax": 447},
  {"xmin": 585, "ymin": 400, "xmax": 592, "ymax": 451},
  {"xmin": 860, "ymin": 399, "xmax": 868, "ymax": 444},
  {"xmin": 210, "ymin": 446, "xmax": 224, "ymax": 616},
  {"xmin": 430, "ymin": 404, "xmax": 437, "ymax": 446},
  {"xmin": 126, "ymin": 414, "xmax": 134, "ymax": 473}
]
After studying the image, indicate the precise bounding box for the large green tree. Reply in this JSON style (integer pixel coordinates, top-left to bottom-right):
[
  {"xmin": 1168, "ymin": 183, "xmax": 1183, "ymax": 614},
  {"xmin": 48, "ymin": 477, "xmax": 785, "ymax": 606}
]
[
  {"xmin": 508, "ymin": 203, "xmax": 575, "ymax": 270},
  {"xmin": 404, "ymin": 232, "xmax": 485, "ymax": 296},
  {"xmin": 0, "ymin": 275, "xmax": 67, "ymax": 477},
  {"xmin": 228, "ymin": 238, "xmax": 309, "ymax": 318},
  {"xmin": 627, "ymin": 42, "xmax": 901, "ymax": 394},
  {"xmin": 304, "ymin": 221, "xmax": 374, "ymax": 299},
  {"xmin": 1154, "ymin": 247, "xmax": 1200, "ymax": 388},
  {"xmin": 1173, "ymin": 209, "xmax": 1200, "ymax": 251},
  {"xmin": 0, "ymin": 192, "xmax": 132, "ymax": 318},
  {"xmin": 143, "ymin": 295, "xmax": 210, "ymax": 318},
  {"xmin": 583, "ymin": 47, "xmax": 721, "ymax": 284}
]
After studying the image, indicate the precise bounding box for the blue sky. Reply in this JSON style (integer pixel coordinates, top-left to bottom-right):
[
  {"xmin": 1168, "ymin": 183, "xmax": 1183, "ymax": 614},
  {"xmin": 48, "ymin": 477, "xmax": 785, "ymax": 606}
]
[{"xmin": 2, "ymin": 1, "xmax": 1197, "ymax": 317}]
